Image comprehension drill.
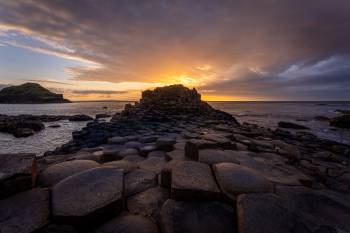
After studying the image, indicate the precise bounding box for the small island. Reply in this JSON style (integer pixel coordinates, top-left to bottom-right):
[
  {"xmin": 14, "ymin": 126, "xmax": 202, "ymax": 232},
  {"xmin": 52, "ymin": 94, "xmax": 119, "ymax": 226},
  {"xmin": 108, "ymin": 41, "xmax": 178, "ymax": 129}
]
[{"xmin": 0, "ymin": 83, "xmax": 70, "ymax": 104}]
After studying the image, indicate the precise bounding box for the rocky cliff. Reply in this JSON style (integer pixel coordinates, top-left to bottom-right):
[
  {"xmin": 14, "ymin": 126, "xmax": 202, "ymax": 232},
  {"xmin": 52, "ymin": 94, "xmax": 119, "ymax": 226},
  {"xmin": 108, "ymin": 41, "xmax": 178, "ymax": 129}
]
[{"xmin": 0, "ymin": 83, "xmax": 70, "ymax": 103}]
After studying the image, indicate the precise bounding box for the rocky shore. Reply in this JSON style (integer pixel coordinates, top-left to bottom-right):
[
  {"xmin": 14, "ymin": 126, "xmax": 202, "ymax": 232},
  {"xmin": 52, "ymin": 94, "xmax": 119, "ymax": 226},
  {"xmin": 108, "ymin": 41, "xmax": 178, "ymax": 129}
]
[{"xmin": 1, "ymin": 85, "xmax": 350, "ymax": 233}]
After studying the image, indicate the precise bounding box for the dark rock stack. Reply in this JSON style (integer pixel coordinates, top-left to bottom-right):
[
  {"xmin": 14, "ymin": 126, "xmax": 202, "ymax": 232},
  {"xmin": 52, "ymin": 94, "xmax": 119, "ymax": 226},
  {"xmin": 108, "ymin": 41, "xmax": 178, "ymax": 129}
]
[
  {"xmin": 49, "ymin": 85, "xmax": 238, "ymax": 155},
  {"xmin": 112, "ymin": 84, "xmax": 236, "ymax": 122}
]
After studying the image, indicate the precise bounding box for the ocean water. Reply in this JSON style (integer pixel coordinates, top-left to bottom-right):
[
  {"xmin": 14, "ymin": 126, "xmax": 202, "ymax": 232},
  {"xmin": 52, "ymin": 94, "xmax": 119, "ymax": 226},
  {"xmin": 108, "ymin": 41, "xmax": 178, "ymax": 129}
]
[{"xmin": 0, "ymin": 101, "xmax": 349, "ymax": 155}]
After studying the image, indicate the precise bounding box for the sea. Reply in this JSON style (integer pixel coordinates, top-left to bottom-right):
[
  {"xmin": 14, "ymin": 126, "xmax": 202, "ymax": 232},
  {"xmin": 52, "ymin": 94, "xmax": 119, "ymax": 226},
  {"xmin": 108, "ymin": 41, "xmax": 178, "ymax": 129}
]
[{"xmin": 1, "ymin": 101, "xmax": 350, "ymax": 156}]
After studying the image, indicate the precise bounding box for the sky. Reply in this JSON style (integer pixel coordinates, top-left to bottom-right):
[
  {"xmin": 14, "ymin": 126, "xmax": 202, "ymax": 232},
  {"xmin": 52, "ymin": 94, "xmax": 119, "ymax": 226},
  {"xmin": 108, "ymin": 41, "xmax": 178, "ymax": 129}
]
[{"xmin": 0, "ymin": 0, "xmax": 350, "ymax": 101}]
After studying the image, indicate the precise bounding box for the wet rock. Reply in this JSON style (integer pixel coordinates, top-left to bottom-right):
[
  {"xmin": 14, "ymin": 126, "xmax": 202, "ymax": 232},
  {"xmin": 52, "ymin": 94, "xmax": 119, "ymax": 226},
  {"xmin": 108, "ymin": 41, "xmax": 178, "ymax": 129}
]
[
  {"xmin": 68, "ymin": 115, "xmax": 93, "ymax": 122},
  {"xmin": 330, "ymin": 114, "xmax": 350, "ymax": 129},
  {"xmin": 278, "ymin": 121, "xmax": 310, "ymax": 130},
  {"xmin": 0, "ymin": 188, "xmax": 49, "ymax": 233},
  {"xmin": 314, "ymin": 116, "xmax": 330, "ymax": 121},
  {"xmin": 139, "ymin": 136, "xmax": 158, "ymax": 143},
  {"xmin": 96, "ymin": 114, "xmax": 111, "ymax": 119},
  {"xmin": 52, "ymin": 167, "xmax": 123, "ymax": 224},
  {"xmin": 0, "ymin": 153, "xmax": 37, "ymax": 198},
  {"xmin": 160, "ymin": 200, "xmax": 236, "ymax": 233},
  {"xmin": 127, "ymin": 187, "xmax": 169, "ymax": 220},
  {"xmin": 125, "ymin": 169, "xmax": 157, "ymax": 196},
  {"xmin": 171, "ymin": 161, "xmax": 219, "ymax": 201},
  {"xmin": 102, "ymin": 160, "xmax": 138, "ymax": 173},
  {"xmin": 49, "ymin": 124, "xmax": 61, "ymax": 128},
  {"xmin": 184, "ymin": 139, "xmax": 218, "ymax": 160},
  {"xmin": 335, "ymin": 109, "xmax": 350, "ymax": 114},
  {"xmin": 214, "ymin": 163, "xmax": 273, "ymax": 200},
  {"xmin": 39, "ymin": 160, "xmax": 100, "ymax": 187},
  {"xmin": 125, "ymin": 141, "xmax": 142, "ymax": 149},
  {"xmin": 94, "ymin": 214, "xmax": 158, "ymax": 233},
  {"xmin": 138, "ymin": 157, "xmax": 167, "ymax": 174},
  {"xmin": 198, "ymin": 149, "xmax": 240, "ymax": 165}
]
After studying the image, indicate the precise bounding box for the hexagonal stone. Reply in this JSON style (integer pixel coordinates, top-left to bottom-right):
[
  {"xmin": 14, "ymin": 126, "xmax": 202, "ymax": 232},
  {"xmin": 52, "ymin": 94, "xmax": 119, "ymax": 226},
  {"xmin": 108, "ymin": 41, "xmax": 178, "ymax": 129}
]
[
  {"xmin": 108, "ymin": 136, "xmax": 127, "ymax": 144},
  {"xmin": 119, "ymin": 148, "xmax": 139, "ymax": 157},
  {"xmin": 73, "ymin": 151, "xmax": 103, "ymax": 162},
  {"xmin": 39, "ymin": 160, "xmax": 100, "ymax": 187},
  {"xmin": 140, "ymin": 145, "xmax": 157, "ymax": 156},
  {"xmin": 166, "ymin": 150, "xmax": 185, "ymax": 161},
  {"xmin": 125, "ymin": 141, "xmax": 142, "ymax": 149},
  {"xmin": 201, "ymin": 134, "xmax": 234, "ymax": 148},
  {"xmin": 95, "ymin": 214, "xmax": 158, "ymax": 233},
  {"xmin": 127, "ymin": 187, "xmax": 169, "ymax": 220},
  {"xmin": 123, "ymin": 155, "xmax": 145, "ymax": 163},
  {"xmin": 138, "ymin": 157, "xmax": 167, "ymax": 174},
  {"xmin": 52, "ymin": 167, "xmax": 123, "ymax": 223},
  {"xmin": 0, "ymin": 188, "xmax": 49, "ymax": 233},
  {"xmin": 213, "ymin": 163, "xmax": 273, "ymax": 200},
  {"xmin": 198, "ymin": 149, "xmax": 240, "ymax": 165},
  {"xmin": 156, "ymin": 138, "xmax": 176, "ymax": 151},
  {"xmin": 236, "ymin": 193, "xmax": 328, "ymax": 233},
  {"xmin": 160, "ymin": 160, "xmax": 182, "ymax": 188},
  {"xmin": 171, "ymin": 161, "xmax": 219, "ymax": 200},
  {"xmin": 125, "ymin": 169, "xmax": 157, "ymax": 197},
  {"xmin": 102, "ymin": 160, "xmax": 138, "ymax": 173},
  {"xmin": 148, "ymin": 150, "xmax": 167, "ymax": 158},
  {"xmin": 275, "ymin": 186, "xmax": 350, "ymax": 232},
  {"xmin": 0, "ymin": 153, "xmax": 37, "ymax": 198},
  {"xmin": 160, "ymin": 200, "xmax": 236, "ymax": 233},
  {"xmin": 184, "ymin": 139, "xmax": 218, "ymax": 160}
]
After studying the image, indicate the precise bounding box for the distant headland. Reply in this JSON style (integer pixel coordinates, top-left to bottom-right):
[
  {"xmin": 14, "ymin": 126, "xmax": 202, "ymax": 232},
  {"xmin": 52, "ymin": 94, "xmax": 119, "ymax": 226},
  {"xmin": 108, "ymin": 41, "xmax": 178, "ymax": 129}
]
[{"xmin": 0, "ymin": 83, "xmax": 70, "ymax": 104}]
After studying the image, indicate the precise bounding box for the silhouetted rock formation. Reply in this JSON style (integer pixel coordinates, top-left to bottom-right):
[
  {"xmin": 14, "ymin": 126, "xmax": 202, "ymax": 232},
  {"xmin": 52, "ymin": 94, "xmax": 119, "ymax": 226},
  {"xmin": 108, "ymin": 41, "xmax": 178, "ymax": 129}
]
[
  {"xmin": 112, "ymin": 84, "xmax": 236, "ymax": 122},
  {"xmin": 0, "ymin": 83, "xmax": 70, "ymax": 103}
]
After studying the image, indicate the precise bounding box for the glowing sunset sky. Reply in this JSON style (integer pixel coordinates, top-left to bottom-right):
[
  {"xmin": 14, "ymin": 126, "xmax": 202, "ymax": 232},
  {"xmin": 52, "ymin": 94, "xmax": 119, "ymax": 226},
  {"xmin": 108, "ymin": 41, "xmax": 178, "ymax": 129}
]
[{"xmin": 1, "ymin": 0, "xmax": 350, "ymax": 101}]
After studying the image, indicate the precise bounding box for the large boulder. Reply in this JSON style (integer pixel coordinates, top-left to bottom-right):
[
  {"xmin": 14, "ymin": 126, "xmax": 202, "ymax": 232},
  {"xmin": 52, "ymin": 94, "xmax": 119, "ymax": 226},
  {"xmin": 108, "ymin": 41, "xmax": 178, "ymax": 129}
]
[
  {"xmin": 160, "ymin": 200, "xmax": 236, "ymax": 233},
  {"xmin": 0, "ymin": 153, "xmax": 37, "ymax": 198},
  {"xmin": 94, "ymin": 214, "xmax": 158, "ymax": 233},
  {"xmin": 213, "ymin": 163, "xmax": 273, "ymax": 200},
  {"xmin": 39, "ymin": 160, "xmax": 100, "ymax": 187},
  {"xmin": 0, "ymin": 188, "xmax": 49, "ymax": 233},
  {"xmin": 52, "ymin": 167, "xmax": 123, "ymax": 225},
  {"xmin": 171, "ymin": 161, "xmax": 219, "ymax": 201}
]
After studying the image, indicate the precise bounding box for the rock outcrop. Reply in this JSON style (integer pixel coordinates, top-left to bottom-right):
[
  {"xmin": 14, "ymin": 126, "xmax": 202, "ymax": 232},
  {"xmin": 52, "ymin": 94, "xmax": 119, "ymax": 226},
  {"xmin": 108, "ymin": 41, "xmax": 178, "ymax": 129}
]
[
  {"xmin": 2, "ymin": 84, "xmax": 350, "ymax": 233},
  {"xmin": 0, "ymin": 83, "xmax": 70, "ymax": 103}
]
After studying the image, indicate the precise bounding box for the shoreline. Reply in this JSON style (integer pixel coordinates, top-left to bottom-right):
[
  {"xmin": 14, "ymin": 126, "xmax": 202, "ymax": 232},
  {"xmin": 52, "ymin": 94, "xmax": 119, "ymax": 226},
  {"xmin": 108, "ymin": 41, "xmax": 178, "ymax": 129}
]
[{"xmin": 1, "ymin": 85, "xmax": 350, "ymax": 233}]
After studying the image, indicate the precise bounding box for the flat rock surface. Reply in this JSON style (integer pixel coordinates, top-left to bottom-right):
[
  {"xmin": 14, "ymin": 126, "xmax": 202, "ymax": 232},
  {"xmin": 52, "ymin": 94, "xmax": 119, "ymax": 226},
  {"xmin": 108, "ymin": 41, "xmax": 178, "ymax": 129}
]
[
  {"xmin": 214, "ymin": 163, "xmax": 273, "ymax": 198},
  {"xmin": 160, "ymin": 200, "xmax": 236, "ymax": 233},
  {"xmin": 39, "ymin": 160, "xmax": 100, "ymax": 186},
  {"xmin": 198, "ymin": 149, "xmax": 240, "ymax": 165},
  {"xmin": 95, "ymin": 214, "xmax": 158, "ymax": 233},
  {"xmin": 237, "ymin": 193, "xmax": 338, "ymax": 233},
  {"xmin": 52, "ymin": 167, "xmax": 123, "ymax": 217},
  {"xmin": 138, "ymin": 157, "xmax": 167, "ymax": 174},
  {"xmin": 0, "ymin": 188, "xmax": 49, "ymax": 233},
  {"xmin": 171, "ymin": 161, "xmax": 219, "ymax": 200},
  {"xmin": 125, "ymin": 169, "xmax": 157, "ymax": 196},
  {"xmin": 127, "ymin": 187, "xmax": 169, "ymax": 220},
  {"xmin": 276, "ymin": 185, "xmax": 350, "ymax": 232},
  {"xmin": 0, "ymin": 153, "xmax": 36, "ymax": 181},
  {"xmin": 102, "ymin": 160, "xmax": 137, "ymax": 173}
]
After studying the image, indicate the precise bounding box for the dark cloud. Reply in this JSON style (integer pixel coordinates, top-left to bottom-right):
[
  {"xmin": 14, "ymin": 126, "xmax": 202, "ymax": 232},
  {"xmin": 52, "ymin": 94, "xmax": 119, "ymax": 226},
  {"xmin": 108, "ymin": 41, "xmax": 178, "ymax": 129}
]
[
  {"xmin": 24, "ymin": 79, "xmax": 75, "ymax": 86},
  {"xmin": 1, "ymin": 0, "xmax": 350, "ymax": 99}
]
